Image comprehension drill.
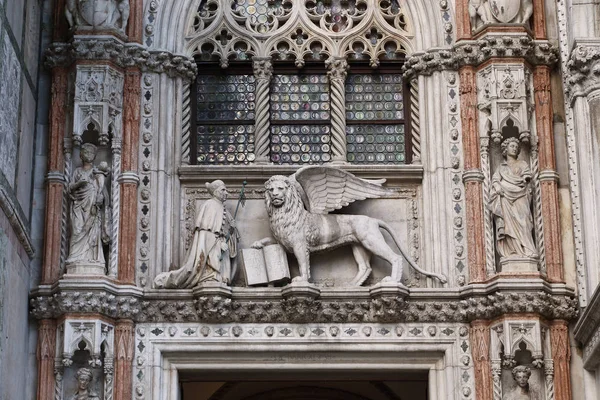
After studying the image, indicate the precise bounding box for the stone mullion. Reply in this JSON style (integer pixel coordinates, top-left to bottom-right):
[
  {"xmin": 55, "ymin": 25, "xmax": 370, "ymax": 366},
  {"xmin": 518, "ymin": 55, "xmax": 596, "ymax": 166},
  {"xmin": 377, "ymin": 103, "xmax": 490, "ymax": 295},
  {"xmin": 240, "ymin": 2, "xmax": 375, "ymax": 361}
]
[
  {"xmin": 42, "ymin": 67, "xmax": 68, "ymax": 284},
  {"xmin": 534, "ymin": 66, "xmax": 564, "ymax": 282},
  {"xmin": 252, "ymin": 57, "xmax": 273, "ymax": 162},
  {"xmin": 118, "ymin": 68, "xmax": 142, "ymax": 284},
  {"xmin": 470, "ymin": 320, "xmax": 493, "ymax": 400},
  {"xmin": 460, "ymin": 66, "xmax": 486, "ymax": 282},
  {"xmin": 36, "ymin": 320, "xmax": 57, "ymax": 400},
  {"xmin": 114, "ymin": 320, "xmax": 135, "ymax": 400},
  {"xmin": 327, "ymin": 57, "xmax": 349, "ymax": 163},
  {"xmin": 549, "ymin": 321, "xmax": 571, "ymax": 400}
]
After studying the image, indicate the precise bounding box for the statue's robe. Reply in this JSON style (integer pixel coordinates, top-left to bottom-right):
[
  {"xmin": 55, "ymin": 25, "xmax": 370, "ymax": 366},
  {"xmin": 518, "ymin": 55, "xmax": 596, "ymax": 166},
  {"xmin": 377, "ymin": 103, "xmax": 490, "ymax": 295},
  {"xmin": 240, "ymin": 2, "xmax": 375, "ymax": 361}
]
[
  {"xmin": 489, "ymin": 160, "xmax": 537, "ymax": 258},
  {"xmin": 154, "ymin": 198, "xmax": 237, "ymax": 288}
]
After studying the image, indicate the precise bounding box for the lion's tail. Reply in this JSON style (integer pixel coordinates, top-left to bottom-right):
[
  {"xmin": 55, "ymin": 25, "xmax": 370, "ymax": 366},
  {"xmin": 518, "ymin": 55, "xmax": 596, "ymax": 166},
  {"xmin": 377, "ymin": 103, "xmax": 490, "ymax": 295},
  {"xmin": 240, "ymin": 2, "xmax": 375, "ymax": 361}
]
[{"xmin": 378, "ymin": 221, "xmax": 448, "ymax": 284}]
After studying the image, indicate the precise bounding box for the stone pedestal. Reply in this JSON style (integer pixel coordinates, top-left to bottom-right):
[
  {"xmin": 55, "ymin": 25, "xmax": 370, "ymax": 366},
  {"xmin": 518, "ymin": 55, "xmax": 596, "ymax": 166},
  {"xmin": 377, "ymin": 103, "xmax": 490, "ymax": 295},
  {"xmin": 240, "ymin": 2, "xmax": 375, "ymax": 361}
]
[
  {"xmin": 499, "ymin": 257, "xmax": 538, "ymax": 273},
  {"xmin": 192, "ymin": 281, "xmax": 233, "ymax": 297},
  {"xmin": 65, "ymin": 262, "xmax": 106, "ymax": 275},
  {"xmin": 281, "ymin": 281, "xmax": 321, "ymax": 300},
  {"xmin": 369, "ymin": 281, "xmax": 410, "ymax": 299}
]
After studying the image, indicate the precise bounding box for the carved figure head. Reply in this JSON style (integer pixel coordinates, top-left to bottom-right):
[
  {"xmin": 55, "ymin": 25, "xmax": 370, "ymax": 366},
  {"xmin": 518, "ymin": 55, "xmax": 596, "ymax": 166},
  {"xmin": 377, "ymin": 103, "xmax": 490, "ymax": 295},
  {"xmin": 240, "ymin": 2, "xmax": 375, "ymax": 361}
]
[
  {"xmin": 511, "ymin": 365, "xmax": 531, "ymax": 388},
  {"xmin": 501, "ymin": 137, "xmax": 521, "ymax": 158},
  {"xmin": 75, "ymin": 367, "xmax": 93, "ymax": 390},
  {"xmin": 206, "ymin": 180, "xmax": 227, "ymax": 202},
  {"xmin": 80, "ymin": 143, "xmax": 98, "ymax": 163}
]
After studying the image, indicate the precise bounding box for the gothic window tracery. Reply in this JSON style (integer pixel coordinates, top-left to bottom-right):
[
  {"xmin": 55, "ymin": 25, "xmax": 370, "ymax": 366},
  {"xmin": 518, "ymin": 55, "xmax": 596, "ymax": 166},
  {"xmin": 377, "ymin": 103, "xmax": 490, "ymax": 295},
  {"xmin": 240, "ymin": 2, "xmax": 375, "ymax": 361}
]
[{"xmin": 187, "ymin": 0, "xmax": 413, "ymax": 165}]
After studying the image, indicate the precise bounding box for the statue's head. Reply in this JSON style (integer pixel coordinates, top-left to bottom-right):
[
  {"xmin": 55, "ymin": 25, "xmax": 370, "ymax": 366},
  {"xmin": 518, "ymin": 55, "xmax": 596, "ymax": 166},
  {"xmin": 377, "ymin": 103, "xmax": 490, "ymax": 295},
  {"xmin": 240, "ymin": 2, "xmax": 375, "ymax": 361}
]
[
  {"xmin": 501, "ymin": 137, "xmax": 521, "ymax": 158},
  {"xmin": 265, "ymin": 175, "xmax": 291, "ymax": 209},
  {"xmin": 206, "ymin": 180, "xmax": 227, "ymax": 202},
  {"xmin": 511, "ymin": 365, "xmax": 531, "ymax": 388},
  {"xmin": 80, "ymin": 143, "xmax": 98, "ymax": 163},
  {"xmin": 75, "ymin": 367, "xmax": 93, "ymax": 390}
]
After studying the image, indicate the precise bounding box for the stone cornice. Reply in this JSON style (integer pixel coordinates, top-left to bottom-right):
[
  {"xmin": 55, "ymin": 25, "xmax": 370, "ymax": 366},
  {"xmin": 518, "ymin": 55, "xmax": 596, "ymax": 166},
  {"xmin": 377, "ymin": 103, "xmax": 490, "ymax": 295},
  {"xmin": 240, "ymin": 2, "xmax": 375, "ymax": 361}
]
[
  {"xmin": 403, "ymin": 34, "xmax": 558, "ymax": 80},
  {"xmin": 44, "ymin": 36, "xmax": 197, "ymax": 79},
  {"xmin": 565, "ymin": 39, "xmax": 600, "ymax": 102},
  {"xmin": 30, "ymin": 278, "xmax": 578, "ymax": 324}
]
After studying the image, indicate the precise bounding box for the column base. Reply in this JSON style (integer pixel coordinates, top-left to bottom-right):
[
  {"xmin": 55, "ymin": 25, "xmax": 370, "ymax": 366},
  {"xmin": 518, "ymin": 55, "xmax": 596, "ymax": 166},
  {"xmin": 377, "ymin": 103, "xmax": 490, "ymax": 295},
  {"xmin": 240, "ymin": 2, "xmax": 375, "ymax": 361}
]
[{"xmin": 499, "ymin": 257, "xmax": 539, "ymax": 273}]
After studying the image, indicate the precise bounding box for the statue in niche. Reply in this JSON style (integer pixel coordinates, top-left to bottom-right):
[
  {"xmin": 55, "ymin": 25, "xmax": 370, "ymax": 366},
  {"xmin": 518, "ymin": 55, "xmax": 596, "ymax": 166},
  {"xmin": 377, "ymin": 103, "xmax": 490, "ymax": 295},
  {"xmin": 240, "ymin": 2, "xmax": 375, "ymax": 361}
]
[
  {"xmin": 71, "ymin": 368, "xmax": 100, "ymax": 400},
  {"xmin": 503, "ymin": 366, "xmax": 539, "ymax": 400},
  {"xmin": 489, "ymin": 138, "xmax": 537, "ymax": 262},
  {"xmin": 154, "ymin": 180, "xmax": 239, "ymax": 288},
  {"xmin": 251, "ymin": 166, "xmax": 447, "ymax": 286},
  {"xmin": 65, "ymin": 0, "xmax": 130, "ymax": 33},
  {"xmin": 468, "ymin": 0, "xmax": 533, "ymax": 30},
  {"xmin": 66, "ymin": 143, "xmax": 111, "ymax": 272}
]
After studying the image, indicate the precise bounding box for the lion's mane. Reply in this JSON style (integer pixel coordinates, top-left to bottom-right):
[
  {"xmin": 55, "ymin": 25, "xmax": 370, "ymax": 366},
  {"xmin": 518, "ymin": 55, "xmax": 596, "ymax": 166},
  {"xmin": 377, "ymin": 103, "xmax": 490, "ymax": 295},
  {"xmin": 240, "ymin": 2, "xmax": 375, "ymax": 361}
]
[{"xmin": 264, "ymin": 176, "xmax": 307, "ymax": 247}]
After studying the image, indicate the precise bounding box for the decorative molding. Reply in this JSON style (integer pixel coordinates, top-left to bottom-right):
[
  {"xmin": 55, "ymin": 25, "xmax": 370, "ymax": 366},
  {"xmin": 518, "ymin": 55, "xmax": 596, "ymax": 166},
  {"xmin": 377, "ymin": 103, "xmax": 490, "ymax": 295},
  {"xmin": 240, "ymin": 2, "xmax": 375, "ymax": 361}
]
[
  {"xmin": 565, "ymin": 41, "xmax": 600, "ymax": 102},
  {"xmin": 44, "ymin": 37, "xmax": 197, "ymax": 79},
  {"xmin": 133, "ymin": 321, "xmax": 474, "ymax": 400},
  {"xmin": 403, "ymin": 35, "xmax": 558, "ymax": 79},
  {"xmin": 555, "ymin": 0, "xmax": 586, "ymax": 305},
  {"xmin": 30, "ymin": 283, "xmax": 578, "ymax": 324},
  {"xmin": 0, "ymin": 181, "xmax": 35, "ymax": 259}
]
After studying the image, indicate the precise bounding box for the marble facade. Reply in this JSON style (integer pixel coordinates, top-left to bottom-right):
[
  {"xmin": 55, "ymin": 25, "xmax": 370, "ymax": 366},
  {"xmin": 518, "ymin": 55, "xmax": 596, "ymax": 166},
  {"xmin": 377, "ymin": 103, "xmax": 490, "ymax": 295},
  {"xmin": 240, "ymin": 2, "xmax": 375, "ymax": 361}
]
[{"xmin": 3, "ymin": 0, "xmax": 600, "ymax": 399}]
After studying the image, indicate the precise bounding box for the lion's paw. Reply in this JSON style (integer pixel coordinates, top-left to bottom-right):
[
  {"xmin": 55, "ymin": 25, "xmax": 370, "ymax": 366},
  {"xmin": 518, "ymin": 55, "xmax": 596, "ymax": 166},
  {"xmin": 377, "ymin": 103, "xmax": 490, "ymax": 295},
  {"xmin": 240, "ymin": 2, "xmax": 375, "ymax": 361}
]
[{"xmin": 250, "ymin": 241, "xmax": 264, "ymax": 249}]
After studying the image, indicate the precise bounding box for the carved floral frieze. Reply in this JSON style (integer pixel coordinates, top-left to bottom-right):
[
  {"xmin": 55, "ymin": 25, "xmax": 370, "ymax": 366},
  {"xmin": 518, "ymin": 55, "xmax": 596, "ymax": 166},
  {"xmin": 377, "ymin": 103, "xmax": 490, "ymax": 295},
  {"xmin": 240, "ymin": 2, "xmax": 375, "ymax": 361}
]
[
  {"xmin": 30, "ymin": 287, "xmax": 578, "ymax": 324},
  {"xmin": 565, "ymin": 42, "xmax": 600, "ymax": 101},
  {"xmin": 45, "ymin": 38, "xmax": 197, "ymax": 79},
  {"xmin": 403, "ymin": 35, "xmax": 558, "ymax": 80}
]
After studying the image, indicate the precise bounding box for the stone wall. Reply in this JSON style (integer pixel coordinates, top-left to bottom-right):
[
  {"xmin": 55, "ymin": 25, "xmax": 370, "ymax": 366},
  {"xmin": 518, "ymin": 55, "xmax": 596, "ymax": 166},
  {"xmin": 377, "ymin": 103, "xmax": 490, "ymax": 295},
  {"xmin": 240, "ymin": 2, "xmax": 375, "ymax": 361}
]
[{"xmin": 0, "ymin": 0, "xmax": 46, "ymax": 399}]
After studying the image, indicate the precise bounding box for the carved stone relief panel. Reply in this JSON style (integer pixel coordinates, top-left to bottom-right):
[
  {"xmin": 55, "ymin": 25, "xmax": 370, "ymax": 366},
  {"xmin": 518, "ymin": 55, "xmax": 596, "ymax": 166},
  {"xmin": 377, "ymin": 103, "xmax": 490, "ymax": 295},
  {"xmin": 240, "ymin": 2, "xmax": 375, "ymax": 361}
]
[
  {"xmin": 55, "ymin": 319, "xmax": 115, "ymax": 400},
  {"xmin": 469, "ymin": 0, "xmax": 533, "ymax": 32},
  {"xmin": 179, "ymin": 181, "xmax": 423, "ymax": 288}
]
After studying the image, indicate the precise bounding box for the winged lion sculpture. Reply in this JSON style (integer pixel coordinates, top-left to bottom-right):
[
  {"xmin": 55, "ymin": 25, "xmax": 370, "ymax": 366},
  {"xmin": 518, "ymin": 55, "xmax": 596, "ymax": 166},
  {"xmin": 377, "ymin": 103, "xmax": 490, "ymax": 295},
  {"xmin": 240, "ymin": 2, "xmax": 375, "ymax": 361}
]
[{"xmin": 251, "ymin": 166, "xmax": 447, "ymax": 286}]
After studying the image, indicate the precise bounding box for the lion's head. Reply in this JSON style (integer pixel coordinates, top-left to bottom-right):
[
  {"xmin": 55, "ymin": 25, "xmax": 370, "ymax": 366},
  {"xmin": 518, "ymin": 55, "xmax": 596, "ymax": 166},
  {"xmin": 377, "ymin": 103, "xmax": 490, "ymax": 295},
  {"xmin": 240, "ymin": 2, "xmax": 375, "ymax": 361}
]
[{"xmin": 264, "ymin": 176, "xmax": 304, "ymax": 219}]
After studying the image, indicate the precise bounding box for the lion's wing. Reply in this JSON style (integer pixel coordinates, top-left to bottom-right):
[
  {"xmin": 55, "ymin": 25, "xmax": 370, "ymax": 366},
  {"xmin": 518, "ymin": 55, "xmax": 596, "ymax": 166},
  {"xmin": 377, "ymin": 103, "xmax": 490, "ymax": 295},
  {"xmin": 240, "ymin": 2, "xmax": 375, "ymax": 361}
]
[{"xmin": 292, "ymin": 166, "xmax": 394, "ymax": 214}]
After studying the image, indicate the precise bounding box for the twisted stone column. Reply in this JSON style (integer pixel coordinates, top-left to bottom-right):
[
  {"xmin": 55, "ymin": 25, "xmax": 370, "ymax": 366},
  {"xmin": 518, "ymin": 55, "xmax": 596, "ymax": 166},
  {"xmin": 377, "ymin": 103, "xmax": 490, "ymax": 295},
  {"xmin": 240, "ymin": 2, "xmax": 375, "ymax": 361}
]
[
  {"xmin": 252, "ymin": 57, "xmax": 273, "ymax": 162},
  {"xmin": 327, "ymin": 57, "xmax": 348, "ymax": 163},
  {"xmin": 409, "ymin": 78, "xmax": 421, "ymax": 163}
]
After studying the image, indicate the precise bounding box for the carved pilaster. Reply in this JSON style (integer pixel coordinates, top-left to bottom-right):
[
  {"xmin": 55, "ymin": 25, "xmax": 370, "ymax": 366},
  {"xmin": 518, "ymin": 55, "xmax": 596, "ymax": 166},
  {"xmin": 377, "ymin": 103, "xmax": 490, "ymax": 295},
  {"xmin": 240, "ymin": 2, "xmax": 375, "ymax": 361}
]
[
  {"xmin": 470, "ymin": 320, "xmax": 492, "ymax": 400},
  {"xmin": 461, "ymin": 66, "xmax": 486, "ymax": 282},
  {"xmin": 532, "ymin": 0, "xmax": 547, "ymax": 39},
  {"xmin": 549, "ymin": 321, "xmax": 571, "ymax": 400},
  {"xmin": 43, "ymin": 67, "xmax": 69, "ymax": 284},
  {"xmin": 252, "ymin": 57, "xmax": 273, "ymax": 162},
  {"xmin": 114, "ymin": 321, "xmax": 135, "ymax": 400},
  {"xmin": 37, "ymin": 320, "xmax": 57, "ymax": 400},
  {"xmin": 127, "ymin": 0, "xmax": 144, "ymax": 43},
  {"xmin": 534, "ymin": 66, "xmax": 564, "ymax": 282},
  {"xmin": 119, "ymin": 68, "xmax": 141, "ymax": 284},
  {"xmin": 456, "ymin": 0, "xmax": 472, "ymax": 40},
  {"xmin": 326, "ymin": 57, "xmax": 349, "ymax": 163}
]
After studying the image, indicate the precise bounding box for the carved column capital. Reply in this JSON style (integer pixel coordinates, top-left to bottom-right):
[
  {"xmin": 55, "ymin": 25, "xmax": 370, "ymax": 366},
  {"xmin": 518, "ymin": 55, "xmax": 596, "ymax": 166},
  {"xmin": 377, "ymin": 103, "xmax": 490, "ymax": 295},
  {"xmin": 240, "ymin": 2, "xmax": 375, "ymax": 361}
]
[
  {"xmin": 252, "ymin": 57, "xmax": 273, "ymax": 81},
  {"xmin": 326, "ymin": 57, "xmax": 349, "ymax": 82}
]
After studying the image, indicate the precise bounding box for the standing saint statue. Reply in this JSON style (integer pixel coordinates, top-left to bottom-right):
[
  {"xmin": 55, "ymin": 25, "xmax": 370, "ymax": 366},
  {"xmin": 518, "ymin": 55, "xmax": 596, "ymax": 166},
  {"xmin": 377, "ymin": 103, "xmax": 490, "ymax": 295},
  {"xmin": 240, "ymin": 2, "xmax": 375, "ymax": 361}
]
[
  {"xmin": 71, "ymin": 368, "xmax": 100, "ymax": 400},
  {"xmin": 489, "ymin": 138, "xmax": 537, "ymax": 260},
  {"xmin": 154, "ymin": 180, "xmax": 239, "ymax": 288},
  {"xmin": 66, "ymin": 143, "xmax": 111, "ymax": 272}
]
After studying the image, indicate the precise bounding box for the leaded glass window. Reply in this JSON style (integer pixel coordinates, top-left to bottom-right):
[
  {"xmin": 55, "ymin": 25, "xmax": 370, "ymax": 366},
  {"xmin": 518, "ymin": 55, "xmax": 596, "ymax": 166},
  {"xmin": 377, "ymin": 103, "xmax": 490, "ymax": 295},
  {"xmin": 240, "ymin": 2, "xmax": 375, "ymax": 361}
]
[
  {"xmin": 345, "ymin": 68, "xmax": 407, "ymax": 164},
  {"xmin": 269, "ymin": 71, "xmax": 332, "ymax": 164},
  {"xmin": 193, "ymin": 67, "xmax": 256, "ymax": 164}
]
